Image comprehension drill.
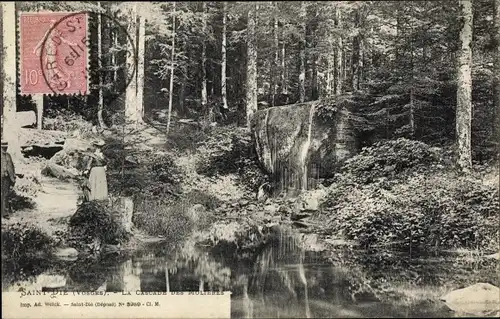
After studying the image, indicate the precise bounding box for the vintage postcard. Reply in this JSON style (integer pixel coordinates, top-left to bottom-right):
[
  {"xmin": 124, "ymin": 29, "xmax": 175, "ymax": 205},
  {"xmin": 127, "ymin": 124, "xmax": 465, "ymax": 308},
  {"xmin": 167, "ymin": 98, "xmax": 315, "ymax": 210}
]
[{"xmin": 1, "ymin": 1, "xmax": 499, "ymax": 318}]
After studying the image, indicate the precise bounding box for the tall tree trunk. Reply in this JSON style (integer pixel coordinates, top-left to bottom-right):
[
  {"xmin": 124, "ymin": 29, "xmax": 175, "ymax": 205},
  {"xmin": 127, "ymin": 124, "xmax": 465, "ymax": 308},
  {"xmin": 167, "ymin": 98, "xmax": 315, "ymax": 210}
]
[
  {"xmin": 334, "ymin": 8, "xmax": 343, "ymax": 95},
  {"xmin": 309, "ymin": 6, "xmax": 319, "ymax": 101},
  {"xmin": 299, "ymin": 1, "xmax": 306, "ymax": 103},
  {"xmin": 246, "ymin": 4, "xmax": 258, "ymax": 128},
  {"xmin": 493, "ymin": 0, "xmax": 500, "ymax": 148},
  {"xmin": 456, "ymin": 0, "xmax": 473, "ymax": 172},
  {"xmin": 97, "ymin": 2, "xmax": 105, "ymax": 128},
  {"xmin": 342, "ymin": 47, "xmax": 347, "ymax": 88},
  {"xmin": 281, "ymin": 24, "xmax": 287, "ymax": 97},
  {"xmin": 272, "ymin": 1, "xmax": 279, "ymax": 106},
  {"xmin": 201, "ymin": 3, "xmax": 208, "ymax": 118},
  {"xmin": 125, "ymin": 4, "xmax": 138, "ymax": 124},
  {"xmin": 136, "ymin": 14, "xmax": 146, "ymax": 122},
  {"xmin": 112, "ymin": 27, "xmax": 118, "ymax": 83},
  {"xmin": 166, "ymin": 2, "xmax": 176, "ymax": 134},
  {"xmin": 326, "ymin": 57, "xmax": 332, "ymax": 95},
  {"xmin": 409, "ymin": 10, "xmax": 415, "ymax": 138},
  {"xmin": 351, "ymin": 9, "xmax": 363, "ymax": 91},
  {"xmin": 1, "ymin": 2, "xmax": 20, "ymax": 158},
  {"xmin": 221, "ymin": 2, "xmax": 228, "ymax": 112},
  {"xmin": 179, "ymin": 45, "xmax": 187, "ymax": 116},
  {"xmin": 311, "ymin": 56, "xmax": 319, "ymax": 100},
  {"xmin": 34, "ymin": 95, "xmax": 43, "ymax": 130}
]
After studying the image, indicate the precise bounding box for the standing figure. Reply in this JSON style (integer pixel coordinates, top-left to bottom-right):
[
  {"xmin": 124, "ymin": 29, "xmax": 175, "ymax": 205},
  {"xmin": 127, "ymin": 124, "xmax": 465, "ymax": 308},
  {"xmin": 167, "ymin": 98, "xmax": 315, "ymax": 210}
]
[
  {"xmin": 1, "ymin": 141, "xmax": 16, "ymax": 217},
  {"xmin": 82, "ymin": 140, "xmax": 108, "ymax": 202}
]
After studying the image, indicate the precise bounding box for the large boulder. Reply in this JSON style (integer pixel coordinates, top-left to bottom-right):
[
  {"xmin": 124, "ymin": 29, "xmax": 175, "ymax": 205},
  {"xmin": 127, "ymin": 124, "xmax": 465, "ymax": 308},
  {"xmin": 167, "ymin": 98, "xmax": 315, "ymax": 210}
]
[
  {"xmin": 440, "ymin": 283, "xmax": 500, "ymax": 316},
  {"xmin": 251, "ymin": 98, "xmax": 358, "ymax": 192},
  {"xmin": 50, "ymin": 138, "xmax": 92, "ymax": 171}
]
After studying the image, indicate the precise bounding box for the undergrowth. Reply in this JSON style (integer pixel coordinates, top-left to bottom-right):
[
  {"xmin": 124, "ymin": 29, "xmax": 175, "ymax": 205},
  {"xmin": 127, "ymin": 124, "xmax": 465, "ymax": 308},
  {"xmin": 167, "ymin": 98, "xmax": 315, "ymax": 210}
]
[
  {"xmin": 8, "ymin": 190, "xmax": 36, "ymax": 212},
  {"xmin": 68, "ymin": 201, "xmax": 131, "ymax": 249},
  {"xmin": 133, "ymin": 199, "xmax": 194, "ymax": 241},
  {"xmin": 322, "ymin": 138, "xmax": 499, "ymax": 251},
  {"xmin": 103, "ymin": 137, "xmax": 183, "ymax": 200},
  {"xmin": 1, "ymin": 223, "xmax": 55, "ymax": 260},
  {"xmin": 195, "ymin": 125, "xmax": 269, "ymax": 192}
]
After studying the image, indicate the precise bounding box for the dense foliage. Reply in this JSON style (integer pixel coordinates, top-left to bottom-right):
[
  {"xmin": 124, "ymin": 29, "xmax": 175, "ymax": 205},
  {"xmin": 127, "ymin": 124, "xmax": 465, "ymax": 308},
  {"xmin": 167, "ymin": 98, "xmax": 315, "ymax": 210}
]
[
  {"xmin": 103, "ymin": 136, "xmax": 184, "ymax": 199},
  {"xmin": 323, "ymin": 139, "xmax": 499, "ymax": 251},
  {"xmin": 1, "ymin": 223, "xmax": 55, "ymax": 260},
  {"xmin": 341, "ymin": 138, "xmax": 441, "ymax": 183},
  {"xmin": 68, "ymin": 201, "xmax": 131, "ymax": 248}
]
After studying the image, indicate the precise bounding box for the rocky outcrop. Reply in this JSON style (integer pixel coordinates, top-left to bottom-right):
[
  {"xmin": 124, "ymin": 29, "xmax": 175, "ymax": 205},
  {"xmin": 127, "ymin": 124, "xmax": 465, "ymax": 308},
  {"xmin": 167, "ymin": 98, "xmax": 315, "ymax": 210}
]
[
  {"xmin": 251, "ymin": 98, "xmax": 358, "ymax": 192},
  {"xmin": 19, "ymin": 128, "xmax": 66, "ymax": 159}
]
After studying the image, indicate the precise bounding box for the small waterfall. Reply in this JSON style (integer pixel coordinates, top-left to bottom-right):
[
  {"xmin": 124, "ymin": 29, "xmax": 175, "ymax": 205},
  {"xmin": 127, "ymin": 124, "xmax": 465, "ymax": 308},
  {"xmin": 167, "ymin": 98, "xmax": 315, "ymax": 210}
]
[
  {"xmin": 263, "ymin": 108, "xmax": 273, "ymax": 172},
  {"xmin": 299, "ymin": 104, "xmax": 316, "ymax": 191}
]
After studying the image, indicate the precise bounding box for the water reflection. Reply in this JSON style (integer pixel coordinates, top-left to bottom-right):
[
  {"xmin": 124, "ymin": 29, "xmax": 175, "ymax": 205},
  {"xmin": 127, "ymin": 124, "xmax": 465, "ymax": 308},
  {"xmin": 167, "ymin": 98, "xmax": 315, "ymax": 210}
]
[{"xmin": 3, "ymin": 226, "xmax": 497, "ymax": 318}]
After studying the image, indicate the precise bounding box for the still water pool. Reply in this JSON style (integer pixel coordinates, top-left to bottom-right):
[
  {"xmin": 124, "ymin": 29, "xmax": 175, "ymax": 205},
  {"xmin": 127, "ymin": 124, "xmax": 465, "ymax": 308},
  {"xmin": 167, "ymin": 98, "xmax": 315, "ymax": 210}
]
[{"xmin": 2, "ymin": 227, "xmax": 498, "ymax": 318}]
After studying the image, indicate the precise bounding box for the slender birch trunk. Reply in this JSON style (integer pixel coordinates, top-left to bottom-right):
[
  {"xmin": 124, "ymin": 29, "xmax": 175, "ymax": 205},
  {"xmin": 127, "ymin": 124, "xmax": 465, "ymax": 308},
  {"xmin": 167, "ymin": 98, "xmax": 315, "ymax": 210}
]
[
  {"xmin": 136, "ymin": 14, "xmax": 146, "ymax": 122},
  {"xmin": 246, "ymin": 4, "xmax": 258, "ymax": 128},
  {"xmin": 125, "ymin": 4, "xmax": 138, "ymax": 124},
  {"xmin": 272, "ymin": 1, "xmax": 279, "ymax": 106},
  {"xmin": 201, "ymin": 2, "xmax": 208, "ymax": 118},
  {"xmin": 456, "ymin": 0, "xmax": 473, "ymax": 172},
  {"xmin": 166, "ymin": 3, "xmax": 176, "ymax": 134},
  {"xmin": 221, "ymin": 2, "xmax": 228, "ymax": 112},
  {"xmin": 299, "ymin": 1, "xmax": 306, "ymax": 103}
]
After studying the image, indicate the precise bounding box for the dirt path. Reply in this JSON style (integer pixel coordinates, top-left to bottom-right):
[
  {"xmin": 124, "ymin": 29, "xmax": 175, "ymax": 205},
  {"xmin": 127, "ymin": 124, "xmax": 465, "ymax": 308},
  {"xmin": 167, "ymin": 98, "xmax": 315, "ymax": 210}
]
[{"xmin": 5, "ymin": 175, "xmax": 81, "ymax": 236}]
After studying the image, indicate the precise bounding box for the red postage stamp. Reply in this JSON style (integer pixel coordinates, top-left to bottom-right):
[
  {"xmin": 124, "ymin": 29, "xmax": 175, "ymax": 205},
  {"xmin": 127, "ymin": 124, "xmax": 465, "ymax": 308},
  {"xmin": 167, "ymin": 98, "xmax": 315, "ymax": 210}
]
[{"xmin": 19, "ymin": 12, "xmax": 89, "ymax": 95}]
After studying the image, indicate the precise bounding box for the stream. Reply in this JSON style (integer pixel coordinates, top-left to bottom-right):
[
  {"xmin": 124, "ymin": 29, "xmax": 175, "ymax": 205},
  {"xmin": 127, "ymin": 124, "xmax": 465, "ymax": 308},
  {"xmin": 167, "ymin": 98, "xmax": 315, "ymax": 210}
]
[{"xmin": 2, "ymin": 226, "xmax": 498, "ymax": 318}]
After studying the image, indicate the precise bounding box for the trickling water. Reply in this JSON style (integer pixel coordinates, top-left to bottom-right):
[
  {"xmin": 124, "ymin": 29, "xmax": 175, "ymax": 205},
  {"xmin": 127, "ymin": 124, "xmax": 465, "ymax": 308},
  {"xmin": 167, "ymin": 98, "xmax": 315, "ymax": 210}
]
[{"xmin": 299, "ymin": 103, "xmax": 316, "ymax": 191}]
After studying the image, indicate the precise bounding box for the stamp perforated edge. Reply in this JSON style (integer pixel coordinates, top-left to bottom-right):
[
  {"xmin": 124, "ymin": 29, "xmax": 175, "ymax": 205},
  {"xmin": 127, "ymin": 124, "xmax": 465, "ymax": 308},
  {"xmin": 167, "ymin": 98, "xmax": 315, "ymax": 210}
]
[{"xmin": 18, "ymin": 11, "xmax": 90, "ymax": 97}]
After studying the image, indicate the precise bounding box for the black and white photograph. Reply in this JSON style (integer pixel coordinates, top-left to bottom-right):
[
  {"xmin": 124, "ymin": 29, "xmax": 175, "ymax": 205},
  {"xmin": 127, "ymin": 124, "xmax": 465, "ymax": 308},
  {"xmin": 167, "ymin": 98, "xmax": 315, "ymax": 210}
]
[{"xmin": 1, "ymin": 1, "xmax": 499, "ymax": 318}]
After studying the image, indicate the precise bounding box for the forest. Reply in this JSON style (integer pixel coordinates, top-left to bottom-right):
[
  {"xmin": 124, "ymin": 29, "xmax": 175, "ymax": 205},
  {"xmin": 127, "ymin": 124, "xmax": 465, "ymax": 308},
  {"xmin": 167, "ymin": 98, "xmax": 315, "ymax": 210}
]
[{"xmin": 1, "ymin": 1, "xmax": 499, "ymax": 318}]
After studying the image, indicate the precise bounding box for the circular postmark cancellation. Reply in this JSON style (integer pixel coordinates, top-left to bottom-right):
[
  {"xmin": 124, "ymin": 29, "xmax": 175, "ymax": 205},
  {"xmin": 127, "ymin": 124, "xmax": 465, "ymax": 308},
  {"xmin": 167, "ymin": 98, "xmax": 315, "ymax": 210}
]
[{"xmin": 38, "ymin": 11, "xmax": 137, "ymax": 98}]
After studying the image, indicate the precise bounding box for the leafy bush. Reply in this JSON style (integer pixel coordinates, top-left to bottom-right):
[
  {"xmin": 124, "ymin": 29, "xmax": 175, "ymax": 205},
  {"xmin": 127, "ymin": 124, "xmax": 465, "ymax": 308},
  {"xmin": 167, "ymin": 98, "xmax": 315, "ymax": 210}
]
[
  {"xmin": 195, "ymin": 125, "xmax": 269, "ymax": 192},
  {"xmin": 1, "ymin": 223, "xmax": 55, "ymax": 259},
  {"xmin": 8, "ymin": 190, "xmax": 36, "ymax": 212},
  {"xmin": 68, "ymin": 201, "xmax": 131, "ymax": 248},
  {"xmin": 195, "ymin": 126, "xmax": 238, "ymax": 176},
  {"xmin": 341, "ymin": 138, "xmax": 440, "ymax": 183},
  {"xmin": 322, "ymin": 140, "xmax": 499, "ymax": 251}
]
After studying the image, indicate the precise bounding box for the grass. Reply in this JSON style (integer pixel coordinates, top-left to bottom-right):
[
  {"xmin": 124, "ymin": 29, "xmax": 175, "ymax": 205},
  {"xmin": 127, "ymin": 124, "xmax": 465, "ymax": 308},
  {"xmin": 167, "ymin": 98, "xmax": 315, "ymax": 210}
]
[{"xmin": 133, "ymin": 199, "xmax": 195, "ymax": 242}]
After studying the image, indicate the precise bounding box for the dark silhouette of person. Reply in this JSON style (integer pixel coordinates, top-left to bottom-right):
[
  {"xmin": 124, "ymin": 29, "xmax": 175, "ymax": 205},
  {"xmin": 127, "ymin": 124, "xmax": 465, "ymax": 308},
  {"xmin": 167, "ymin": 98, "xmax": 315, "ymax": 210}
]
[{"xmin": 1, "ymin": 141, "xmax": 16, "ymax": 217}]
